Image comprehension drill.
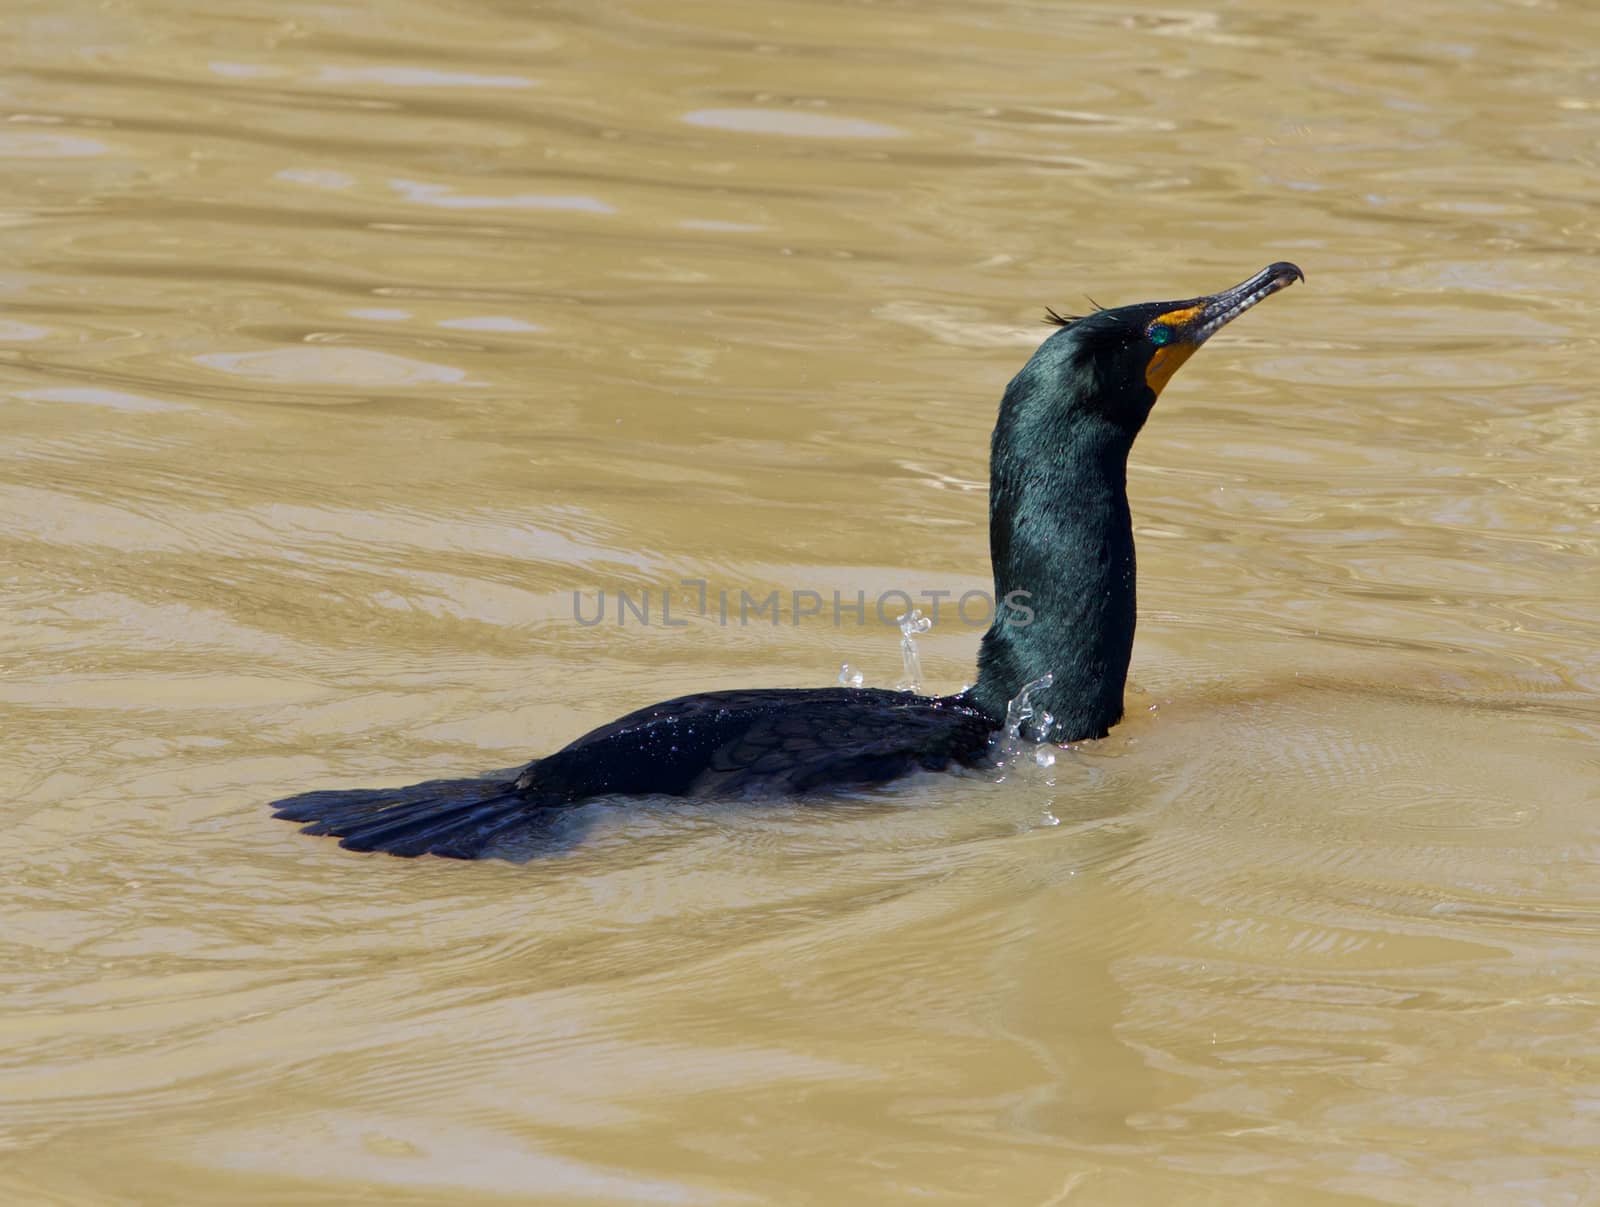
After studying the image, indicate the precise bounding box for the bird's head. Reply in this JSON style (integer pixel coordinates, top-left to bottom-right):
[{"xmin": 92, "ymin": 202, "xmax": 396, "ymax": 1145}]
[{"xmin": 1020, "ymin": 261, "xmax": 1305, "ymax": 439}]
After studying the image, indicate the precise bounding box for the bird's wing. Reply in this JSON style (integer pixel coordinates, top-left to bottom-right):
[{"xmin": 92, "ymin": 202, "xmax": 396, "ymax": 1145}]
[{"xmin": 691, "ymin": 695, "xmax": 995, "ymax": 795}]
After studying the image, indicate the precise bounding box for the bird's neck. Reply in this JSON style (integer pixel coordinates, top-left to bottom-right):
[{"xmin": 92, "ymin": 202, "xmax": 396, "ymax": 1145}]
[{"xmin": 969, "ymin": 415, "xmax": 1137, "ymax": 741}]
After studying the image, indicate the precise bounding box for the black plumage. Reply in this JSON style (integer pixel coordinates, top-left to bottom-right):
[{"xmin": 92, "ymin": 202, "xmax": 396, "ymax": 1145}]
[{"xmin": 272, "ymin": 263, "xmax": 1302, "ymax": 859}]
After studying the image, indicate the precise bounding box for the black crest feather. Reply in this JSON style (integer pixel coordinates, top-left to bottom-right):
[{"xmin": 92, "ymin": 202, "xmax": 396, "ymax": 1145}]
[{"xmin": 1044, "ymin": 295, "xmax": 1105, "ymax": 328}]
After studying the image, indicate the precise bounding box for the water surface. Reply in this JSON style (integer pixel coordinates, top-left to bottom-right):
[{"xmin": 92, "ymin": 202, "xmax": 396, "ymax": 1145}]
[{"xmin": 3, "ymin": 0, "xmax": 1599, "ymax": 1202}]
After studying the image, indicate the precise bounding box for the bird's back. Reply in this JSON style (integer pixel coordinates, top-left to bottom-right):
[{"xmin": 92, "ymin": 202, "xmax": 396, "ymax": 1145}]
[
  {"xmin": 525, "ymin": 686, "xmax": 998, "ymax": 799},
  {"xmin": 273, "ymin": 687, "xmax": 999, "ymax": 859}
]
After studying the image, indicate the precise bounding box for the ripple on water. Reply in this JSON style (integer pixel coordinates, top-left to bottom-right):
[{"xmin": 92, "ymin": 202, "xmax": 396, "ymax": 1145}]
[
  {"xmin": 16, "ymin": 386, "xmax": 191, "ymax": 413},
  {"xmin": 314, "ymin": 66, "xmax": 539, "ymax": 90},
  {"xmin": 436, "ymin": 316, "xmax": 542, "ymax": 333},
  {"xmin": 388, "ymin": 178, "xmax": 616, "ymax": 213},
  {"xmin": 681, "ymin": 108, "xmax": 905, "ymax": 139},
  {"xmin": 0, "ymin": 320, "xmax": 53, "ymax": 341},
  {"xmin": 193, "ymin": 347, "xmax": 469, "ymax": 389},
  {"xmin": 0, "ymin": 131, "xmax": 111, "ymax": 158}
]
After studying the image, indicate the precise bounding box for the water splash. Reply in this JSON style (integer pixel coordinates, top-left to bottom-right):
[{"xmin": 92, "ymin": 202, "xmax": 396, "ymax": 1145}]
[
  {"xmin": 837, "ymin": 663, "xmax": 865, "ymax": 688},
  {"xmin": 894, "ymin": 608, "xmax": 933, "ymax": 692},
  {"xmin": 993, "ymin": 672, "xmax": 1057, "ymax": 782},
  {"xmin": 990, "ymin": 673, "xmax": 1076, "ymax": 827},
  {"xmin": 1002, "ymin": 672, "xmax": 1055, "ymax": 744}
]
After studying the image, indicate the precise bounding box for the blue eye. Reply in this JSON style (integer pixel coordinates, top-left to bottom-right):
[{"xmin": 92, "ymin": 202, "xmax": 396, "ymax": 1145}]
[{"xmin": 1149, "ymin": 324, "xmax": 1172, "ymax": 346}]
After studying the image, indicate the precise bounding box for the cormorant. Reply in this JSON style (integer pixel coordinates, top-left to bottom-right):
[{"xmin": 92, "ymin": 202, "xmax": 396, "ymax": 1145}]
[{"xmin": 272, "ymin": 262, "xmax": 1303, "ymax": 859}]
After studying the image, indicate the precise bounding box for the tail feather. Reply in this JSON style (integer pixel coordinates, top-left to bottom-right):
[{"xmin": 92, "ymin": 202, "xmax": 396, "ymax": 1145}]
[{"xmin": 271, "ymin": 768, "xmax": 550, "ymax": 859}]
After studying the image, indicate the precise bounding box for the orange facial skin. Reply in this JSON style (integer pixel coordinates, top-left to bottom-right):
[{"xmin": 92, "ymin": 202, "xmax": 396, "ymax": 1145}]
[{"xmin": 1143, "ymin": 303, "xmax": 1205, "ymax": 395}]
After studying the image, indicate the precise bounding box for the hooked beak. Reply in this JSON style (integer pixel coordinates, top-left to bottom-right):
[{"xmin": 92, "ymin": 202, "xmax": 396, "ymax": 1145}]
[{"xmin": 1145, "ymin": 262, "xmax": 1304, "ymax": 395}]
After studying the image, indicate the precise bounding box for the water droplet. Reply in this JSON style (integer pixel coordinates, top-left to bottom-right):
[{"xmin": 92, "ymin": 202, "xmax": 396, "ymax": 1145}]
[{"xmin": 894, "ymin": 608, "xmax": 931, "ymax": 692}]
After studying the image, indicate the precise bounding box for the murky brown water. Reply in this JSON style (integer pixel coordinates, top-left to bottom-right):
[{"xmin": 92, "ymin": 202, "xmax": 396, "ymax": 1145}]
[{"xmin": 5, "ymin": 0, "xmax": 1599, "ymax": 1202}]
